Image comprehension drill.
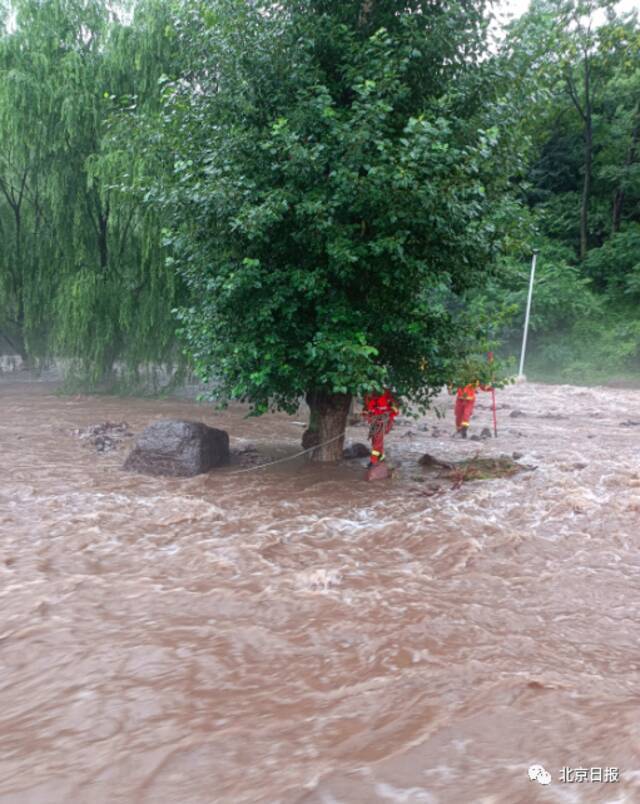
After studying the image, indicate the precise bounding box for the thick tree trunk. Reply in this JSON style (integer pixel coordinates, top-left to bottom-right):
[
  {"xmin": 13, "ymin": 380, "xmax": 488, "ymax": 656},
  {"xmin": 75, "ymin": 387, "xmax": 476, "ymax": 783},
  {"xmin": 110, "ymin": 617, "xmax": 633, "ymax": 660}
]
[
  {"xmin": 305, "ymin": 391, "xmax": 352, "ymax": 462},
  {"xmin": 302, "ymin": 390, "xmax": 321, "ymax": 450},
  {"xmin": 347, "ymin": 396, "xmax": 361, "ymax": 425}
]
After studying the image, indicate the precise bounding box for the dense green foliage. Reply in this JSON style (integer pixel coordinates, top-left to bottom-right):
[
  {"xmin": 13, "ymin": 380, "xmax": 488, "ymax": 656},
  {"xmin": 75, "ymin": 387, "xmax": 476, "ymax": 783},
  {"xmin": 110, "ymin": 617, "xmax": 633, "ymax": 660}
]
[
  {"xmin": 156, "ymin": 0, "xmax": 517, "ymax": 419},
  {"xmin": 0, "ymin": 0, "xmax": 639, "ymax": 399},
  {"xmin": 483, "ymin": 0, "xmax": 640, "ymax": 381},
  {"xmin": 0, "ymin": 0, "xmax": 184, "ymax": 386}
]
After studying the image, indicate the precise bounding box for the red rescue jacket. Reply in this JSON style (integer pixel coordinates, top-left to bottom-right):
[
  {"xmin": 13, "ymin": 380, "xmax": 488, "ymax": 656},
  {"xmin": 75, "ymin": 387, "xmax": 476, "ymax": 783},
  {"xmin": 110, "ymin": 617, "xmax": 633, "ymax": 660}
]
[
  {"xmin": 456, "ymin": 382, "xmax": 490, "ymax": 401},
  {"xmin": 363, "ymin": 389, "xmax": 399, "ymax": 419}
]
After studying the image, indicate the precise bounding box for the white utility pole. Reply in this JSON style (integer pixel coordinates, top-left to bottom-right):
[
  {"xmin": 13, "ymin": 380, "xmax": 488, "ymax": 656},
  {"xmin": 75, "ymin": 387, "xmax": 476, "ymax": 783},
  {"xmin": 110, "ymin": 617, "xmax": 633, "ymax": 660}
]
[{"xmin": 518, "ymin": 249, "xmax": 539, "ymax": 380}]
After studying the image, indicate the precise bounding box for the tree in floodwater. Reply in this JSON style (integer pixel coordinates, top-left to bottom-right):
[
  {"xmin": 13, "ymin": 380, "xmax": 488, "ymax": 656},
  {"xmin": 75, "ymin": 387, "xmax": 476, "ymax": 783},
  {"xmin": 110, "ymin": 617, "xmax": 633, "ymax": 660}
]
[
  {"xmin": 157, "ymin": 0, "xmax": 519, "ymax": 460},
  {"xmin": 0, "ymin": 0, "xmax": 183, "ymax": 382}
]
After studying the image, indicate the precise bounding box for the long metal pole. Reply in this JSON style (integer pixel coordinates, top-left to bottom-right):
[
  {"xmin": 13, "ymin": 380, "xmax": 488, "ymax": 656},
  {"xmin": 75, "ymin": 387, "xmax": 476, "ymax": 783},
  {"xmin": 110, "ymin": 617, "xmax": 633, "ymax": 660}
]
[
  {"xmin": 487, "ymin": 350, "xmax": 498, "ymax": 437},
  {"xmin": 491, "ymin": 388, "xmax": 498, "ymax": 437},
  {"xmin": 518, "ymin": 250, "xmax": 538, "ymax": 379}
]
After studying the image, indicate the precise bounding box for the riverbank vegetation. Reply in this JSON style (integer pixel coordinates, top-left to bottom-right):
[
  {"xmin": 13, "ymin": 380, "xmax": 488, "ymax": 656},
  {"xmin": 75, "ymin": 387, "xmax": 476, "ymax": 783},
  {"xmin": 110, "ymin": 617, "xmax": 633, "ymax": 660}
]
[{"xmin": 1, "ymin": 1, "xmax": 638, "ymax": 418}]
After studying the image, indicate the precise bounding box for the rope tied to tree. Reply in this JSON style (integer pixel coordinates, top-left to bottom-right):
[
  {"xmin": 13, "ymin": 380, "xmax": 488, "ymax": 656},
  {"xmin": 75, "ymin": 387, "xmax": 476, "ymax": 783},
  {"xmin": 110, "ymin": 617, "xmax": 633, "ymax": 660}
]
[{"xmin": 229, "ymin": 430, "xmax": 348, "ymax": 475}]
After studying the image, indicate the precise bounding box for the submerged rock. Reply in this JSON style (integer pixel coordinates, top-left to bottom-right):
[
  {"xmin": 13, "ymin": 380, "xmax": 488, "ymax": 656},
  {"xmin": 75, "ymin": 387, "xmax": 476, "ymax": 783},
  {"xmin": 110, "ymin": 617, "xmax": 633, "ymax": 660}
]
[
  {"xmin": 342, "ymin": 442, "xmax": 370, "ymax": 459},
  {"xmin": 541, "ymin": 411, "xmax": 569, "ymax": 420},
  {"xmin": 418, "ymin": 453, "xmax": 454, "ymax": 470},
  {"xmin": 419, "ymin": 452, "xmax": 535, "ymax": 482},
  {"xmin": 71, "ymin": 421, "xmax": 133, "ymax": 454},
  {"xmin": 365, "ymin": 462, "xmax": 391, "ymax": 481},
  {"xmin": 231, "ymin": 443, "xmax": 262, "ymax": 468},
  {"xmin": 124, "ymin": 420, "xmax": 229, "ymax": 477}
]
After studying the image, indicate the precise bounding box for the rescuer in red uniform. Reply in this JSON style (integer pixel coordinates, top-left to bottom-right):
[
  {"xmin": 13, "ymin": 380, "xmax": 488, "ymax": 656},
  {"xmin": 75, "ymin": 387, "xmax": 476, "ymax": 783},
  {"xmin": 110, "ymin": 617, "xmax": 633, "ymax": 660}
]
[
  {"xmin": 454, "ymin": 381, "xmax": 491, "ymax": 438},
  {"xmin": 362, "ymin": 389, "xmax": 399, "ymax": 465}
]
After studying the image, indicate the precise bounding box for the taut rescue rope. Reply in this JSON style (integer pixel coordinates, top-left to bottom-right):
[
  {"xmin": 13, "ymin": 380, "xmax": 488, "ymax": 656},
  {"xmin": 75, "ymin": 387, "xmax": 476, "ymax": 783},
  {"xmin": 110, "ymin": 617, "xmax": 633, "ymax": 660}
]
[{"xmin": 229, "ymin": 430, "xmax": 348, "ymax": 475}]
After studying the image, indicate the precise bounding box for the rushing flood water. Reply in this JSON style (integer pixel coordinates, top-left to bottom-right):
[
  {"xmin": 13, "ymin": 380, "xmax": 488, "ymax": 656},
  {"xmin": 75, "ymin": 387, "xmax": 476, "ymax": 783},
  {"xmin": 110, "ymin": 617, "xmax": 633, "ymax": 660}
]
[{"xmin": 1, "ymin": 379, "xmax": 639, "ymax": 803}]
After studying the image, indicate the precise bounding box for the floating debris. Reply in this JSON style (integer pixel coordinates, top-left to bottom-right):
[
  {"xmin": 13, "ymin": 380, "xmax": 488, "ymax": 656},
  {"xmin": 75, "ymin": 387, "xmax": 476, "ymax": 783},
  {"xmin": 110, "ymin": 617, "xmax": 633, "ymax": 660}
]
[
  {"xmin": 70, "ymin": 421, "xmax": 134, "ymax": 453},
  {"xmin": 230, "ymin": 442, "xmax": 269, "ymax": 468},
  {"xmin": 418, "ymin": 452, "xmax": 535, "ymax": 487}
]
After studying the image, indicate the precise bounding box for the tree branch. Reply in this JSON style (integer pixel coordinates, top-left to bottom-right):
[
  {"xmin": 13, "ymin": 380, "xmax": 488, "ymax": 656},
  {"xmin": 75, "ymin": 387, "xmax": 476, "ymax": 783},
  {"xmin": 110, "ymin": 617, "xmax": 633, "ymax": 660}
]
[{"xmin": 565, "ymin": 74, "xmax": 586, "ymax": 122}]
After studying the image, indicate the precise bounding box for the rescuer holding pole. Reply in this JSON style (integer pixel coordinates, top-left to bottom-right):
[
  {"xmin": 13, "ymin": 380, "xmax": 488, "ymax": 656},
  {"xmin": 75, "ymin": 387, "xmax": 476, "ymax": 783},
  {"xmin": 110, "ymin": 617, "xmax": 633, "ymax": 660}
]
[{"xmin": 451, "ymin": 360, "xmax": 493, "ymax": 439}]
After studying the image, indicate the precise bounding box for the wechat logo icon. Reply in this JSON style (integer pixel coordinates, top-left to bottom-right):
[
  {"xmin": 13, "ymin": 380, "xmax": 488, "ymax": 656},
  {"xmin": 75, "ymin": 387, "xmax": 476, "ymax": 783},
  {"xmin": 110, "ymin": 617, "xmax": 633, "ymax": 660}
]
[{"xmin": 528, "ymin": 765, "xmax": 552, "ymax": 785}]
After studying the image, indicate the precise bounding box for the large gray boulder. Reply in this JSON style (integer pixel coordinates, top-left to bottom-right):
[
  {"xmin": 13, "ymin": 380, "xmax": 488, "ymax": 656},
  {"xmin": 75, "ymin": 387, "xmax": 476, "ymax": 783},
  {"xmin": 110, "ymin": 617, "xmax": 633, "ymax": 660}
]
[{"xmin": 124, "ymin": 419, "xmax": 229, "ymax": 477}]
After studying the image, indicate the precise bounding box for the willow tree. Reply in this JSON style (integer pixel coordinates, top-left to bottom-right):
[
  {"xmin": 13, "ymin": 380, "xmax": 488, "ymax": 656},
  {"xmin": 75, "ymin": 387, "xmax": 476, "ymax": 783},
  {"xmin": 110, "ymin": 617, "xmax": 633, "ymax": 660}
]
[
  {"xmin": 0, "ymin": 0, "xmax": 183, "ymax": 383},
  {"xmin": 158, "ymin": 0, "xmax": 517, "ymax": 459},
  {"xmin": 0, "ymin": 1, "xmax": 47, "ymax": 360}
]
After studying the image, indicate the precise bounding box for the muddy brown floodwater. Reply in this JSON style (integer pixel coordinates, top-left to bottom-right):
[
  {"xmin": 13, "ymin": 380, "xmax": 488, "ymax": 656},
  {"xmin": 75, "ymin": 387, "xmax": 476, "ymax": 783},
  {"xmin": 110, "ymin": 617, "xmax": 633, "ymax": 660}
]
[{"xmin": 1, "ymin": 379, "xmax": 640, "ymax": 804}]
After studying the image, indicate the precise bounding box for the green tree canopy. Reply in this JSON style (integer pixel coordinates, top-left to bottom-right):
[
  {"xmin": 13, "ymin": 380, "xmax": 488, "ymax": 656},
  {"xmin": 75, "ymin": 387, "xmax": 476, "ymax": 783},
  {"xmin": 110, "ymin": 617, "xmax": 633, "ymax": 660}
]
[
  {"xmin": 0, "ymin": 0, "xmax": 183, "ymax": 385},
  {"xmin": 156, "ymin": 0, "xmax": 519, "ymax": 458}
]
